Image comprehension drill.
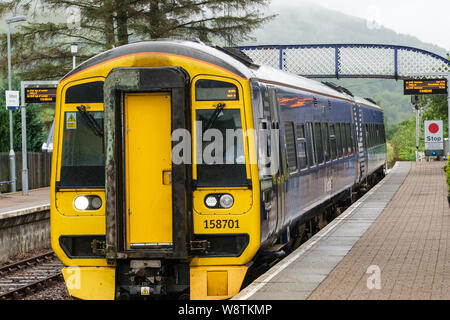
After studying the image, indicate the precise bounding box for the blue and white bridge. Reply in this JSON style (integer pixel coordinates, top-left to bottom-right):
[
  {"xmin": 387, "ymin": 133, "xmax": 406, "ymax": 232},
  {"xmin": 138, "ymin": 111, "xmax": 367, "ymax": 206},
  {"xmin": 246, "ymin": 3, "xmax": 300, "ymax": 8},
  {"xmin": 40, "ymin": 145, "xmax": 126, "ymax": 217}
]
[{"xmin": 236, "ymin": 44, "xmax": 450, "ymax": 151}]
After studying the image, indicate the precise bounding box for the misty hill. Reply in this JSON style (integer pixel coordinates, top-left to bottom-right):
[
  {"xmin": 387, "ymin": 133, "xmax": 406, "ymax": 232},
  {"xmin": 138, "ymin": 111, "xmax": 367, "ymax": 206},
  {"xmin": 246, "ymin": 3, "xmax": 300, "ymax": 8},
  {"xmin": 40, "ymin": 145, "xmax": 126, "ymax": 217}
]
[
  {"xmin": 242, "ymin": 2, "xmax": 447, "ymax": 56},
  {"xmin": 239, "ymin": 2, "xmax": 449, "ymax": 124}
]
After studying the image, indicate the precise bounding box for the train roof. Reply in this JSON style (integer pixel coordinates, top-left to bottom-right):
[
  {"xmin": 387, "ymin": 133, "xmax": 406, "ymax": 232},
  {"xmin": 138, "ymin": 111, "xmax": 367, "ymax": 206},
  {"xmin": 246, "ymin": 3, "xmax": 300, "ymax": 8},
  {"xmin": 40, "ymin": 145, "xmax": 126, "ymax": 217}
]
[{"xmin": 62, "ymin": 39, "xmax": 382, "ymax": 111}]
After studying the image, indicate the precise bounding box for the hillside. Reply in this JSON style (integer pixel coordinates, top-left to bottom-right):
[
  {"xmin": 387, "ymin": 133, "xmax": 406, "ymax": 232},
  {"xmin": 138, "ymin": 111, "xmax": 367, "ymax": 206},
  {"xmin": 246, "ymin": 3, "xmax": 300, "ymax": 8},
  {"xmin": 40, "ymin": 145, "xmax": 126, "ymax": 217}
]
[{"xmin": 239, "ymin": 2, "xmax": 449, "ymax": 124}]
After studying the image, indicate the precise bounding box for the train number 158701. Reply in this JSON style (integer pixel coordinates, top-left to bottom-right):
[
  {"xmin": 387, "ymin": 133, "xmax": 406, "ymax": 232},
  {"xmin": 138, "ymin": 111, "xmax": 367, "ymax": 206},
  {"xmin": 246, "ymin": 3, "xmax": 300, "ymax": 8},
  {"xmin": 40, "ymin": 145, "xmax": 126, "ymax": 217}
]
[{"xmin": 203, "ymin": 219, "xmax": 240, "ymax": 229}]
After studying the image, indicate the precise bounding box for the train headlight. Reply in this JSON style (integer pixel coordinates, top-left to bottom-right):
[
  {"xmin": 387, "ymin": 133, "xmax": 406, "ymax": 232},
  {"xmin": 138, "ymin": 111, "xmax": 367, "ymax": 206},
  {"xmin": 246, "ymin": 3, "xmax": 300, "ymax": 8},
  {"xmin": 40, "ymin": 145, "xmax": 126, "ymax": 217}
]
[
  {"xmin": 219, "ymin": 194, "xmax": 234, "ymax": 208},
  {"xmin": 205, "ymin": 195, "xmax": 218, "ymax": 208},
  {"xmin": 74, "ymin": 196, "xmax": 89, "ymax": 210}
]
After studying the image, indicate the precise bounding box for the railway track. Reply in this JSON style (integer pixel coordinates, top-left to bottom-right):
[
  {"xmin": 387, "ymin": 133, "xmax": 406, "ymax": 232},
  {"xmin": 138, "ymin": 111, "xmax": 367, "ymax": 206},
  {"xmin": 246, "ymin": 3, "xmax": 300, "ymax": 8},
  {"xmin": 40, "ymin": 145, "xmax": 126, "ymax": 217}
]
[{"xmin": 0, "ymin": 251, "xmax": 63, "ymax": 300}]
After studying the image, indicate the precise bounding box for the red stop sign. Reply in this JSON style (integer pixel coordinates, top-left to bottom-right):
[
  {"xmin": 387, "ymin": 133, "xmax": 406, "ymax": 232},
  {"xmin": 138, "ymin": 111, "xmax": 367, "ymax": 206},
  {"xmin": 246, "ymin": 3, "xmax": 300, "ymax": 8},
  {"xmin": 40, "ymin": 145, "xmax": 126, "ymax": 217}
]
[{"xmin": 428, "ymin": 123, "xmax": 439, "ymax": 134}]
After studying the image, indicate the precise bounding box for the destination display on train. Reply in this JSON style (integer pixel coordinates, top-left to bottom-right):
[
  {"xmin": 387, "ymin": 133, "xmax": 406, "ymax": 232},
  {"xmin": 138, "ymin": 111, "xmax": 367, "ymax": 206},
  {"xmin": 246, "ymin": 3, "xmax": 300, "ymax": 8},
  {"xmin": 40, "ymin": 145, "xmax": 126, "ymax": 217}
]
[
  {"xmin": 403, "ymin": 79, "xmax": 448, "ymax": 95},
  {"xmin": 25, "ymin": 88, "xmax": 57, "ymax": 103}
]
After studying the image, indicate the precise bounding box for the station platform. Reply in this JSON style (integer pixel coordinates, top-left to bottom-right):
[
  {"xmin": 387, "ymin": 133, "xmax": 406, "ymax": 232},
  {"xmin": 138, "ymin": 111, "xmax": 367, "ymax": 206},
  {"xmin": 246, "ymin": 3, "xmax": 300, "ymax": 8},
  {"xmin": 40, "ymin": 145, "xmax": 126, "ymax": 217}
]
[
  {"xmin": 234, "ymin": 161, "xmax": 450, "ymax": 300},
  {"xmin": 0, "ymin": 187, "xmax": 50, "ymax": 218}
]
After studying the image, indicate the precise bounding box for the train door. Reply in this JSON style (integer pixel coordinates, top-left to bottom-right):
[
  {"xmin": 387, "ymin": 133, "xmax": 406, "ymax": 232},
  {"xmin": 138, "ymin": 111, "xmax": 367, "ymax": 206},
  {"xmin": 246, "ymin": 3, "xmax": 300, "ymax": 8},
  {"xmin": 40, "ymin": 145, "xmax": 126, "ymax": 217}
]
[
  {"xmin": 258, "ymin": 84, "xmax": 282, "ymax": 238},
  {"xmin": 125, "ymin": 93, "xmax": 173, "ymax": 248},
  {"xmin": 268, "ymin": 86, "xmax": 285, "ymax": 234},
  {"xmin": 352, "ymin": 103, "xmax": 366, "ymax": 182}
]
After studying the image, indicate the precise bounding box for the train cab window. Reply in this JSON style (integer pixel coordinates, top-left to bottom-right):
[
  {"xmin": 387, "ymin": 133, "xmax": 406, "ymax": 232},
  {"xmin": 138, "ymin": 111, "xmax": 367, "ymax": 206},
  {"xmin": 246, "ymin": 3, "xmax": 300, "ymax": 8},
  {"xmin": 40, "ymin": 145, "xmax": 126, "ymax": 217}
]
[
  {"xmin": 345, "ymin": 123, "xmax": 353, "ymax": 155},
  {"xmin": 65, "ymin": 81, "xmax": 104, "ymax": 103},
  {"xmin": 341, "ymin": 123, "xmax": 347, "ymax": 157},
  {"xmin": 259, "ymin": 84, "xmax": 271, "ymax": 118},
  {"xmin": 335, "ymin": 123, "xmax": 342, "ymax": 158},
  {"xmin": 296, "ymin": 124, "xmax": 308, "ymax": 169},
  {"xmin": 322, "ymin": 123, "xmax": 330, "ymax": 162},
  {"xmin": 314, "ymin": 123, "xmax": 324, "ymax": 164},
  {"xmin": 196, "ymin": 79, "xmax": 238, "ymax": 101},
  {"xmin": 196, "ymin": 108, "xmax": 247, "ymax": 187},
  {"xmin": 329, "ymin": 124, "xmax": 337, "ymax": 160},
  {"xmin": 284, "ymin": 122, "xmax": 297, "ymax": 172},
  {"xmin": 305, "ymin": 122, "xmax": 316, "ymax": 166},
  {"xmin": 60, "ymin": 111, "xmax": 105, "ymax": 187}
]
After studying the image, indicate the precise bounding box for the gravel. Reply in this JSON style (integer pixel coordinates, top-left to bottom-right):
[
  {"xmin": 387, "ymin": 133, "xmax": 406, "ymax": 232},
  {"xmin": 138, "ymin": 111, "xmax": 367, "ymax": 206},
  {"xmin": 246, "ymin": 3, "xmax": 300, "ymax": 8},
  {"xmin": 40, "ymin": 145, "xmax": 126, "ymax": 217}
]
[{"xmin": 1, "ymin": 248, "xmax": 71, "ymax": 300}]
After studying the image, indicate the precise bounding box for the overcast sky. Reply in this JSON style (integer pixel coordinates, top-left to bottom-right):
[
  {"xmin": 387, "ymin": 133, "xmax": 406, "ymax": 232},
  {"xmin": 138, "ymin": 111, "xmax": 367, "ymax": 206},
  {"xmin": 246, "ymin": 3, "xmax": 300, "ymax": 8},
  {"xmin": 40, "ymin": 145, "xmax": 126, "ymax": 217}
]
[{"xmin": 270, "ymin": 0, "xmax": 450, "ymax": 51}]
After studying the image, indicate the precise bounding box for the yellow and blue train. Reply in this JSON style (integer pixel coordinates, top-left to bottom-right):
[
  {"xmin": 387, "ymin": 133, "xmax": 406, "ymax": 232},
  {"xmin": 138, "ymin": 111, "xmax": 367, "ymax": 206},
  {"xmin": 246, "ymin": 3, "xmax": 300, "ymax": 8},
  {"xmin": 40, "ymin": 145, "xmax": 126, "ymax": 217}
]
[{"xmin": 50, "ymin": 39, "xmax": 386, "ymax": 300}]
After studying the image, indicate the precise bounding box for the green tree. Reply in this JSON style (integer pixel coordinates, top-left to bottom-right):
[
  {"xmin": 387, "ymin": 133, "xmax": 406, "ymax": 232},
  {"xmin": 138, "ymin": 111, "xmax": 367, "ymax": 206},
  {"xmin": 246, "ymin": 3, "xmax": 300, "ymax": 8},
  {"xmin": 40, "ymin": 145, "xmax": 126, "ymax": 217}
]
[
  {"xmin": 0, "ymin": 76, "xmax": 46, "ymax": 152},
  {"xmin": 388, "ymin": 118, "xmax": 417, "ymax": 163},
  {"xmin": 0, "ymin": 0, "xmax": 274, "ymax": 79}
]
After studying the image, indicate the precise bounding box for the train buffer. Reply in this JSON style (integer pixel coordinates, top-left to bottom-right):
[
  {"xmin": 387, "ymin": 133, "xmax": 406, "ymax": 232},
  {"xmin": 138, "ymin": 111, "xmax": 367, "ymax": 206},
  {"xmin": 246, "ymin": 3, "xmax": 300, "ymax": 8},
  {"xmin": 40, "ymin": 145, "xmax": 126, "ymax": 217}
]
[
  {"xmin": 234, "ymin": 161, "xmax": 450, "ymax": 300},
  {"xmin": 0, "ymin": 187, "xmax": 50, "ymax": 218}
]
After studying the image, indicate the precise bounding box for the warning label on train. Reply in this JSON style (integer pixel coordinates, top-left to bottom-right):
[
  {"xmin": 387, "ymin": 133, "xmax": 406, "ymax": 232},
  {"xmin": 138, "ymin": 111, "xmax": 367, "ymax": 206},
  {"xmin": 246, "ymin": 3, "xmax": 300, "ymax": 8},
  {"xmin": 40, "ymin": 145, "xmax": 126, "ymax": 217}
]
[
  {"xmin": 66, "ymin": 112, "xmax": 77, "ymax": 129},
  {"xmin": 25, "ymin": 88, "xmax": 57, "ymax": 103}
]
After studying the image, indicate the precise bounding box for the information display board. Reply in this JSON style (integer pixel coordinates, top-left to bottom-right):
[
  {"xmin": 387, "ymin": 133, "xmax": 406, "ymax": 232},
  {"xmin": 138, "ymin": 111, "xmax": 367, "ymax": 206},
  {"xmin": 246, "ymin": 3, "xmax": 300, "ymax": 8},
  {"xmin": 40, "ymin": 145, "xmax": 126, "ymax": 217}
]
[
  {"xmin": 404, "ymin": 79, "xmax": 447, "ymax": 95},
  {"xmin": 25, "ymin": 87, "xmax": 57, "ymax": 103}
]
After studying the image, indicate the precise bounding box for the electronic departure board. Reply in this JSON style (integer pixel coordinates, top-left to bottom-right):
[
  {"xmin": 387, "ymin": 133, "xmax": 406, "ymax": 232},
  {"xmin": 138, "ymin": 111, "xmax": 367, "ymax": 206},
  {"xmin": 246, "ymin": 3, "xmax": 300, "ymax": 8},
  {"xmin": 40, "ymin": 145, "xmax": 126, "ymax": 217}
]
[
  {"xmin": 403, "ymin": 79, "xmax": 448, "ymax": 95},
  {"xmin": 25, "ymin": 88, "xmax": 57, "ymax": 103}
]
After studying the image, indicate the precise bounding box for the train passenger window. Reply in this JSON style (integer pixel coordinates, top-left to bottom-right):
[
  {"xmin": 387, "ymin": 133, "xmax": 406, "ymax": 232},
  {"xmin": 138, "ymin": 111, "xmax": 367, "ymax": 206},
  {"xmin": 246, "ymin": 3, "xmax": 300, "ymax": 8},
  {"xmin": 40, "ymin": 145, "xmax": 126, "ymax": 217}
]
[
  {"xmin": 314, "ymin": 123, "xmax": 324, "ymax": 164},
  {"xmin": 345, "ymin": 123, "xmax": 353, "ymax": 155},
  {"xmin": 196, "ymin": 79, "xmax": 239, "ymax": 101},
  {"xmin": 365, "ymin": 124, "xmax": 370, "ymax": 148},
  {"xmin": 305, "ymin": 122, "xmax": 316, "ymax": 166},
  {"xmin": 371, "ymin": 124, "xmax": 374, "ymax": 147},
  {"xmin": 322, "ymin": 123, "xmax": 330, "ymax": 162},
  {"xmin": 335, "ymin": 123, "xmax": 342, "ymax": 158},
  {"xmin": 284, "ymin": 122, "xmax": 297, "ymax": 172},
  {"xmin": 296, "ymin": 124, "xmax": 308, "ymax": 169},
  {"xmin": 376, "ymin": 125, "xmax": 380, "ymax": 145},
  {"xmin": 372, "ymin": 124, "xmax": 376, "ymax": 146},
  {"xmin": 341, "ymin": 123, "xmax": 347, "ymax": 157},
  {"xmin": 329, "ymin": 124, "xmax": 337, "ymax": 160},
  {"xmin": 60, "ymin": 111, "xmax": 105, "ymax": 187},
  {"xmin": 65, "ymin": 81, "xmax": 104, "ymax": 104}
]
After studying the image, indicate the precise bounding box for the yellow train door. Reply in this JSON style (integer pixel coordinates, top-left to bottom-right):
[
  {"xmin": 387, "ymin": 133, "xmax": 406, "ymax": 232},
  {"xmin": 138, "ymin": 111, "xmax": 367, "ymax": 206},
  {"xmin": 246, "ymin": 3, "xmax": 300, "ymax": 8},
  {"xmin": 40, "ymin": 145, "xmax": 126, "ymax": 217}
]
[{"xmin": 125, "ymin": 92, "xmax": 173, "ymax": 248}]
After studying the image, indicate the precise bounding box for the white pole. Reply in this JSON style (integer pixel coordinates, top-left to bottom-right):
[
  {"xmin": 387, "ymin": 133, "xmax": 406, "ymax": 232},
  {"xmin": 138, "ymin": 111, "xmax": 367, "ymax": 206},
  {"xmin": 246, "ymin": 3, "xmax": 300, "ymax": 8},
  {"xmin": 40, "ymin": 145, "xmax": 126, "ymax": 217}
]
[
  {"xmin": 21, "ymin": 83, "xmax": 28, "ymax": 195},
  {"xmin": 447, "ymin": 75, "xmax": 450, "ymax": 156},
  {"xmin": 416, "ymin": 108, "xmax": 420, "ymax": 161},
  {"xmin": 7, "ymin": 23, "xmax": 16, "ymax": 192}
]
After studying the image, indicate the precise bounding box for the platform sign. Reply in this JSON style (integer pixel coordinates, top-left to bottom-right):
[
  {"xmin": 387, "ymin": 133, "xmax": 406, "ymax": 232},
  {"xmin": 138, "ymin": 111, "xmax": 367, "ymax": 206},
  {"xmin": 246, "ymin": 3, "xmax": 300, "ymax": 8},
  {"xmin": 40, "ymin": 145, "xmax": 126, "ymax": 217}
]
[
  {"xmin": 424, "ymin": 120, "xmax": 444, "ymax": 156},
  {"xmin": 404, "ymin": 79, "xmax": 448, "ymax": 95},
  {"xmin": 25, "ymin": 87, "xmax": 57, "ymax": 103},
  {"xmin": 5, "ymin": 90, "xmax": 20, "ymax": 110}
]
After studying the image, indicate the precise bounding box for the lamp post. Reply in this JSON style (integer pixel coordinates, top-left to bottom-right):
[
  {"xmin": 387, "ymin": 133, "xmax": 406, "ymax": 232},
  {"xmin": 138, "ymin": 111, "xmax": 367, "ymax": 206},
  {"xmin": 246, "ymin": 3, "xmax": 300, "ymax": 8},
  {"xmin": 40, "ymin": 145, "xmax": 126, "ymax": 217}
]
[
  {"xmin": 71, "ymin": 43, "xmax": 78, "ymax": 69},
  {"xmin": 6, "ymin": 15, "xmax": 26, "ymax": 193}
]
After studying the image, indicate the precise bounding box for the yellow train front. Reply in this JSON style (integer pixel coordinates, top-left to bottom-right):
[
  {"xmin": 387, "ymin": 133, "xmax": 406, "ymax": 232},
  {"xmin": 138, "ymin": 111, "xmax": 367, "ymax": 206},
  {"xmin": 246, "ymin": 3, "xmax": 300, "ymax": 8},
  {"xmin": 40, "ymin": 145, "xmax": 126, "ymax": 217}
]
[{"xmin": 50, "ymin": 40, "xmax": 262, "ymax": 300}]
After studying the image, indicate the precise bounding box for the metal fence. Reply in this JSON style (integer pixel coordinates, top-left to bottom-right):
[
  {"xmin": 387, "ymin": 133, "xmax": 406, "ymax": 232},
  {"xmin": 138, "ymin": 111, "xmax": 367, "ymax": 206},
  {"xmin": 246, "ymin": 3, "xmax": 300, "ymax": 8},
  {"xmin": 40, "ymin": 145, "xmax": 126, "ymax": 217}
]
[{"xmin": 0, "ymin": 152, "xmax": 52, "ymax": 193}]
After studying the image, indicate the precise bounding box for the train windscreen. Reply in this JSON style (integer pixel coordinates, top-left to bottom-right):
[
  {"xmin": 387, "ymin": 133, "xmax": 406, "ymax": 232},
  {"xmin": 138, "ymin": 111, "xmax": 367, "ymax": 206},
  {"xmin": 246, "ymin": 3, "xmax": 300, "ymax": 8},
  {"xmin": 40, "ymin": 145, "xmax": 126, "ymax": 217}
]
[
  {"xmin": 196, "ymin": 108, "xmax": 247, "ymax": 187},
  {"xmin": 59, "ymin": 111, "xmax": 105, "ymax": 187}
]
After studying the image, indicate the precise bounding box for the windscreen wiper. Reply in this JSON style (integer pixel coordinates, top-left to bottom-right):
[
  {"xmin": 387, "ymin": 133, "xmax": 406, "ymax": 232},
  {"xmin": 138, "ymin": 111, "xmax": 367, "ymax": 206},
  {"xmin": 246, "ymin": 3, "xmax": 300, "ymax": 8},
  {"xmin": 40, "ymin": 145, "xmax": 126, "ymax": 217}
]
[
  {"xmin": 202, "ymin": 103, "xmax": 226, "ymax": 134},
  {"xmin": 76, "ymin": 105, "xmax": 104, "ymax": 137}
]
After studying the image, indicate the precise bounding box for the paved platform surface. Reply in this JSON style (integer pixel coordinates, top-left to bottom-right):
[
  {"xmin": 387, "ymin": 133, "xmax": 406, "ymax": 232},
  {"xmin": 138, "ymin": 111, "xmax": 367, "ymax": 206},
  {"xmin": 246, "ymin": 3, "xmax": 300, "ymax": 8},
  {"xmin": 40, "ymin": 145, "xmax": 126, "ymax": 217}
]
[
  {"xmin": 0, "ymin": 187, "xmax": 50, "ymax": 218},
  {"xmin": 234, "ymin": 161, "xmax": 450, "ymax": 300}
]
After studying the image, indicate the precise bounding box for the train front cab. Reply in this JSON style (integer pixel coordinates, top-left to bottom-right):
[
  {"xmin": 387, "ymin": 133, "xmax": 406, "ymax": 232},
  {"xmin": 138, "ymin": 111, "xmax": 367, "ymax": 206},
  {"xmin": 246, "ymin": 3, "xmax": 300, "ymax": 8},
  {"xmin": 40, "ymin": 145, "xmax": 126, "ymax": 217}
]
[{"xmin": 52, "ymin": 62, "xmax": 261, "ymax": 300}]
